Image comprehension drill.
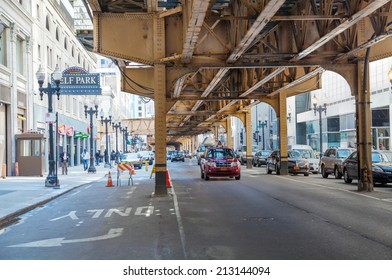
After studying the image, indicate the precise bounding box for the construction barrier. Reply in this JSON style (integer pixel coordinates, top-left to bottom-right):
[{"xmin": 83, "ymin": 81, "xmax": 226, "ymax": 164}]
[
  {"xmin": 106, "ymin": 171, "xmax": 113, "ymax": 187},
  {"xmin": 117, "ymin": 162, "xmax": 134, "ymax": 186}
]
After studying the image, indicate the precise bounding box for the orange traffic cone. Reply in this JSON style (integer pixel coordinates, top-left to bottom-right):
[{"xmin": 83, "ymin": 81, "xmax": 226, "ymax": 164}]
[
  {"xmin": 106, "ymin": 171, "xmax": 113, "ymax": 187},
  {"xmin": 166, "ymin": 170, "xmax": 172, "ymax": 188},
  {"xmin": 131, "ymin": 167, "xmax": 135, "ymax": 175}
]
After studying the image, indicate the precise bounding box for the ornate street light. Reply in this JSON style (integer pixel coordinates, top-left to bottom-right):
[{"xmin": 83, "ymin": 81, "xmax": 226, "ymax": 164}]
[
  {"xmin": 121, "ymin": 126, "xmax": 128, "ymax": 152},
  {"xmin": 312, "ymin": 95, "xmax": 327, "ymax": 154},
  {"xmin": 84, "ymin": 99, "xmax": 99, "ymax": 173},
  {"xmin": 112, "ymin": 121, "xmax": 122, "ymax": 160},
  {"xmin": 259, "ymin": 120, "xmax": 268, "ymax": 150},
  {"xmin": 36, "ymin": 64, "xmax": 62, "ymax": 187},
  {"xmin": 100, "ymin": 109, "xmax": 112, "ymax": 168}
]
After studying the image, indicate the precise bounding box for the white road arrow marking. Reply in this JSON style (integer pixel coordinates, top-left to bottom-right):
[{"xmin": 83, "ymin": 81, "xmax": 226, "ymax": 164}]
[{"xmin": 8, "ymin": 228, "xmax": 123, "ymax": 248}]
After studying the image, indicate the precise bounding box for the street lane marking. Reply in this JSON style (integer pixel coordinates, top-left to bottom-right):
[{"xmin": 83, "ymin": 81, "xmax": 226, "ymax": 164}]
[
  {"xmin": 9, "ymin": 228, "xmax": 124, "ymax": 248},
  {"xmin": 171, "ymin": 187, "xmax": 188, "ymax": 259},
  {"xmin": 70, "ymin": 191, "xmax": 81, "ymax": 196},
  {"xmin": 278, "ymin": 176, "xmax": 390, "ymax": 202}
]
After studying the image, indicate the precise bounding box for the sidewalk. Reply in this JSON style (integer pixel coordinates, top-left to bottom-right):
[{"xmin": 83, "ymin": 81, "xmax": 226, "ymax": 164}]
[{"xmin": 0, "ymin": 164, "xmax": 112, "ymax": 226}]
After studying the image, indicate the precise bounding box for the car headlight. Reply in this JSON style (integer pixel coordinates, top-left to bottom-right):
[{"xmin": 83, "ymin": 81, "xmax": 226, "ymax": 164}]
[
  {"xmin": 207, "ymin": 162, "xmax": 216, "ymax": 167},
  {"xmin": 372, "ymin": 165, "xmax": 384, "ymax": 173},
  {"xmin": 231, "ymin": 161, "xmax": 240, "ymax": 167}
]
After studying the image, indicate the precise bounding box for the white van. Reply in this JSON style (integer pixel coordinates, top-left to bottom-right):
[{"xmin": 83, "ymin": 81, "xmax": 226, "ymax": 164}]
[{"xmin": 288, "ymin": 144, "xmax": 319, "ymax": 174}]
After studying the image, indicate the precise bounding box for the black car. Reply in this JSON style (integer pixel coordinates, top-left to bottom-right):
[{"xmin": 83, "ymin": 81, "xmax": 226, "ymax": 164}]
[
  {"xmin": 342, "ymin": 150, "xmax": 392, "ymax": 185},
  {"xmin": 252, "ymin": 150, "xmax": 272, "ymax": 167},
  {"xmin": 266, "ymin": 150, "xmax": 310, "ymax": 176},
  {"xmin": 171, "ymin": 151, "xmax": 185, "ymax": 162}
]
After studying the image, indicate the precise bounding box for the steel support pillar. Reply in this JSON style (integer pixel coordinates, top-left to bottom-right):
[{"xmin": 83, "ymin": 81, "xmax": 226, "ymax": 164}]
[
  {"xmin": 226, "ymin": 118, "xmax": 233, "ymax": 149},
  {"xmin": 244, "ymin": 111, "xmax": 253, "ymax": 169},
  {"xmin": 279, "ymin": 90, "xmax": 288, "ymax": 175},
  {"xmin": 153, "ymin": 15, "xmax": 168, "ymax": 196},
  {"xmin": 356, "ymin": 61, "xmax": 373, "ymax": 191}
]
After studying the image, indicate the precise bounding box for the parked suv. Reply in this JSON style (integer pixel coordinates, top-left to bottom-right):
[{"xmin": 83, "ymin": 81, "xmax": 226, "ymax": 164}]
[
  {"xmin": 266, "ymin": 150, "xmax": 310, "ymax": 176},
  {"xmin": 200, "ymin": 147, "xmax": 241, "ymax": 180},
  {"xmin": 320, "ymin": 148, "xmax": 355, "ymax": 179},
  {"xmin": 237, "ymin": 145, "xmax": 259, "ymax": 165}
]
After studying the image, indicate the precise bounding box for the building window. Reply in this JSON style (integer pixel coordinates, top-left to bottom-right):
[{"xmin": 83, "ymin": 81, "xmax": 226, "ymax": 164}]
[
  {"xmin": 66, "ymin": 96, "xmax": 71, "ymax": 112},
  {"xmin": 73, "ymin": 98, "xmax": 77, "ymax": 116},
  {"xmin": 36, "ymin": 4, "xmax": 40, "ymax": 20},
  {"xmin": 0, "ymin": 29, "xmax": 6, "ymax": 66},
  {"xmin": 16, "ymin": 37, "xmax": 24, "ymax": 75},
  {"xmin": 37, "ymin": 44, "xmax": 41, "ymax": 60},
  {"xmin": 18, "ymin": 0, "xmax": 22, "ymax": 4},
  {"xmin": 71, "ymin": 46, "xmax": 74, "ymax": 57},
  {"xmin": 64, "ymin": 37, "xmax": 67, "ymax": 50},
  {"xmin": 78, "ymin": 53, "xmax": 80, "ymax": 64},
  {"xmin": 46, "ymin": 15, "xmax": 50, "ymax": 31},
  {"xmin": 55, "ymin": 27, "xmax": 59, "ymax": 41}
]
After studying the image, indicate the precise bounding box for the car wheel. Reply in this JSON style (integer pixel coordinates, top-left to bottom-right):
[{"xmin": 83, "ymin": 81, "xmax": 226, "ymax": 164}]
[
  {"xmin": 253, "ymin": 161, "xmax": 256, "ymax": 167},
  {"xmin": 334, "ymin": 166, "xmax": 342, "ymax": 179},
  {"xmin": 304, "ymin": 172, "xmax": 309, "ymax": 176},
  {"xmin": 257, "ymin": 163, "xmax": 261, "ymax": 167},
  {"xmin": 321, "ymin": 165, "xmax": 328, "ymax": 178},
  {"xmin": 182, "ymin": 159, "xmax": 185, "ymax": 162},
  {"xmin": 205, "ymin": 174, "xmax": 210, "ymax": 180},
  {"xmin": 235, "ymin": 175, "xmax": 240, "ymax": 180},
  {"xmin": 343, "ymin": 169, "xmax": 352, "ymax": 183}
]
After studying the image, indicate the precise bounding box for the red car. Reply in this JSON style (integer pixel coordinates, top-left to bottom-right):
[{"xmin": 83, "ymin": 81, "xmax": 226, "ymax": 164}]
[{"xmin": 200, "ymin": 147, "xmax": 241, "ymax": 180}]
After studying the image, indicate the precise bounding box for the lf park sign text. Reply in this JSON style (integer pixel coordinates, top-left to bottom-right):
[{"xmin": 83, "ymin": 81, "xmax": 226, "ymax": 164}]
[{"xmin": 53, "ymin": 66, "xmax": 101, "ymax": 95}]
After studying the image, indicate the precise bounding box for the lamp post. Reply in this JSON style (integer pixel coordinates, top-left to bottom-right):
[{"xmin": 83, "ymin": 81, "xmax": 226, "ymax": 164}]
[
  {"xmin": 84, "ymin": 99, "xmax": 99, "ymax": 173},
  {"xmin": 388, "ymin": 68, "xmax": 392, "ymax": 88},
  {"xmin": 36, "ymin": 64, "xmax": 62, "ymax": 187},
  {"xmin": 259, "ymin": 120, "xmax": 268, "ymax": 150},
  {"xmin": 112, "ymin": 121, "xmax": 121, "ymax": 160},
  {"xmin": 100, "ymin": 109, "xmax": 112, "ymax": 168},
  {"xmin": 121, "ymin": 126, "xmax": 128, "ymax": 152},
  {"xmin": 312, "ymin": 95, "xmax": 327, "ymax": 154}
]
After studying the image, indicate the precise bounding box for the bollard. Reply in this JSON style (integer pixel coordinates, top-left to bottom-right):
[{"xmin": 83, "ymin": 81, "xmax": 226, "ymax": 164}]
[
  {"xmin": 1, "ymin": 163, "xmax": 6, "ymax": 179},
  {"xmin": 145, "ymin": 161, "xmax": 148, "ymax": 172},
  {"xmin": 15, "ymin": 162, "xmax": 19, "ymax": 176}
]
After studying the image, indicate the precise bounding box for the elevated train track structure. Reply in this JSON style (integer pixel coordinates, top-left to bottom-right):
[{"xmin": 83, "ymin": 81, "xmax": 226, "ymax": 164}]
[{"xmin": 87, "ymin": 0, "xmax": 392, "ymax": 194}]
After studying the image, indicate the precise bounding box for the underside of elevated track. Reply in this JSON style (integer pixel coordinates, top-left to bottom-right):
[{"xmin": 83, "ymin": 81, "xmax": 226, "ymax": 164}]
[{"xmin": 86, "ymin": 0, "xmax": 392, "ymax": 194}]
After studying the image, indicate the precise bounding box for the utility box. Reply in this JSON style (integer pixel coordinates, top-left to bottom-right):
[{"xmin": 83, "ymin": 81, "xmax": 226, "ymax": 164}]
[{"xmin": 15, "ymin": 132, "xmax": 46, "ymax": 176}]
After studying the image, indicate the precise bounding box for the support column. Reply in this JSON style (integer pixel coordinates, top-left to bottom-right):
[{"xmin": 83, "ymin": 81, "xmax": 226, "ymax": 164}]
[
  {"xmin": 69, "ymin": 136, "xmax": 74, "ymax": 167},
  {"xmin": 153, "ymin": 15, "xmax": 167, "ymax": 196},
  {"xmin": 226, "ymin": 117, "xmax": 233, "ymax": 149},
  {"xmin": 279, "ymin": 91, "xmax": 288, "ymax": 175},
  {"xmin": 356, "ymin": 61, "xmax": 373, "ymax": 191},
  {"xmin": 244, "ymin": 111, "xmax": 253, "ymax": 169},
  {"xmin": 76, "ymin": 137, "xmax": 81, "ymax": 166}
]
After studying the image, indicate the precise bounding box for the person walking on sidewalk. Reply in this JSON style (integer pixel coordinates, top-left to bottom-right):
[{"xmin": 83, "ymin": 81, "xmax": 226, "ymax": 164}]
[
  {"xmin": 60, "ymin": 149, "xmax": 69, "ymax": 175},
  {"xmin": 82, "ymin": 149, "xmax": 90, "ymax": 171}
]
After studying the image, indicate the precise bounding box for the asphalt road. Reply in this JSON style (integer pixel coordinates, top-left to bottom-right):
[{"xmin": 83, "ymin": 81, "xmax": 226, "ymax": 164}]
[{"xmin": 1, "ymin": 158, "xmax": 392, "ymax": 259}]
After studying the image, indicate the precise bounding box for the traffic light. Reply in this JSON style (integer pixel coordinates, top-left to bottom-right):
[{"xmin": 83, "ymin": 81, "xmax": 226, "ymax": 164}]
[
  {"xmin": 253, "ymin": 132, "xmax": 256, "ymax": 141},
  {"xmin": 258, "ymin": 135, "xmax": 262, "ymax": 142}
]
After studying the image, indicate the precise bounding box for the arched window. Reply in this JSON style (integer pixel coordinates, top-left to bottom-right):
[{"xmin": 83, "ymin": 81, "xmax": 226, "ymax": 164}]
[
  {"xmin": 55, "ymin": 27, "xmax": 59, "ymax": 41},
  {"xmin": 45, "ymin": 15, "xmax": 50, "ymax": 31}
]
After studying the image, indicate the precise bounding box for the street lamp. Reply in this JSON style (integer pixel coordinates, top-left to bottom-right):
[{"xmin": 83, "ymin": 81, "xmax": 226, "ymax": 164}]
[
  {"xmin": 259, "ymin": 120, "xmax": 268, "ymax": 150},
  {"xmin": 112, "ymin": 121, "xmax": 121, "ymax": 160},
  {"xmin": 36, "ymin": 64, "xmax": 62, "ymax": 188},
  {"xmin": 84, "ymin": 99, "xmax": 99, "ymax": 173},
  {"xmin": 312, "ymin": 95, "xmax": 327, "ymax": 154},
  {"xmin": 121, "ymin": 126, "xmax": 128, "ymax": 152},
  {"xmin": 100, "ymin": 109, "xmax": 112, "ymax": 168},
  {"xmin": 388, "ymin": 67, "xmax": 392, "ymax": 88}
]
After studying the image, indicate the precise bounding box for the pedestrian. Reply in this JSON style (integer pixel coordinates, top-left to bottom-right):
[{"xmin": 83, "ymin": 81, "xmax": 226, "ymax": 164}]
[
  {"xmin": 110, "ymin": 150, "xmax": 116, "ymax": 165},
  {"xmin": 95, "ymin": 150, "xmax": 101, "ymax": 166},
  {"xmin": 60, "ymin": 149, "xmax": 69, "ymax": 175},
  {"xmin": 379, "ymin": 143, "xmax": 386, "ymax": 150},
  {"xmin": 82, "ymin": 149, "xmax": 90, "ymax": 171}
]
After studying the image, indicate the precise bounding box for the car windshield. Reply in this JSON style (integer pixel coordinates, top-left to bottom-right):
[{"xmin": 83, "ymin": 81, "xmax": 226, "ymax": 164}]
[
  {"xmin": 292, "ymin": 149, "xmax": 314, "ymax": 159},
  {"xmin": 123, "ymin": 153, "xmax": 139, "ymax": 160},
  {"xmin": 207, "ymin": 149, "xmax": 235, "ymax": 159},
  {"xmin": 261, "ymin": 151, "xmax": 271, "ymax": 156},
  {"xmin": 337, "ymin": 149, "xmax": 352, "ymax": 158},
  {"xmin": 288, "ymin": 150, "xmax": 301, "ymax": 158},
  {"xmin": 372, "ymin": 151, "xmax": 392, "ymax": 163}
]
